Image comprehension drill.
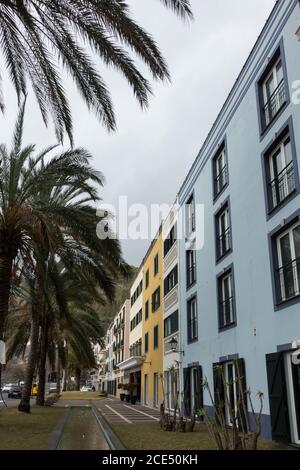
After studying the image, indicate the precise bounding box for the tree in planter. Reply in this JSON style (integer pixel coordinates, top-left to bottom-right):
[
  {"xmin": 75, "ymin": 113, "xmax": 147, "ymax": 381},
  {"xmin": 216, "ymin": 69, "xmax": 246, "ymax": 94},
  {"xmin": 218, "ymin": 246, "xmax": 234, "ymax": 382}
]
[
  {"xmin": 123, "ymin": 382, "xmax": 137, "ymax": 403},
  {"xmin": 159, "ymin": 366, "xmax": 196, "ymax": 433},
  {"xmin": 199, "ymin": 362, "xmax": 264, "ymax": 450}
]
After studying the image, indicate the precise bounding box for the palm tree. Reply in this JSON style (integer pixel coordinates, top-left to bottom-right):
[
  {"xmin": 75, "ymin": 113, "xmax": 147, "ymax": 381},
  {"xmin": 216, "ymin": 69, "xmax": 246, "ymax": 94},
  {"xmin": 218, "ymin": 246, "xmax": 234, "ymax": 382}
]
[
  {"xmin": 36, "ymin": 256, "xmax": 108, "ymax": 404},
  {"xmin": 0, "ymin": 102, "xmax": 129, "ymax": 410},
  {"xmin": 0, "ymin": 0, "xmax": 192, "ymax": 143},
  {"xmin": 7, "ymin": 261, "xmax": 105, "ymax": 402}
]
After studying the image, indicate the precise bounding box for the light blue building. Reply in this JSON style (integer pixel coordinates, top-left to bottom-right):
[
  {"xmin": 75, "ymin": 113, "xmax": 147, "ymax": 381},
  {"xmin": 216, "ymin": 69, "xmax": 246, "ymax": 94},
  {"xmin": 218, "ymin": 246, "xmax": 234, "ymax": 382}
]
[{"xmin": 177, "ymin": 0, "xmax": 300, "ymax": 443}]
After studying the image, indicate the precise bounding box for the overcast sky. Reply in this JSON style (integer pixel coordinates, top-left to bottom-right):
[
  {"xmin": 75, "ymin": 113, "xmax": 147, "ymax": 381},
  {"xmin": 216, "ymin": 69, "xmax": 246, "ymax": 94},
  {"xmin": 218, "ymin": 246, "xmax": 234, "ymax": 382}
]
[{"xmin": 0, "ymin": 0, "xmax": 276, "ymax": 267}]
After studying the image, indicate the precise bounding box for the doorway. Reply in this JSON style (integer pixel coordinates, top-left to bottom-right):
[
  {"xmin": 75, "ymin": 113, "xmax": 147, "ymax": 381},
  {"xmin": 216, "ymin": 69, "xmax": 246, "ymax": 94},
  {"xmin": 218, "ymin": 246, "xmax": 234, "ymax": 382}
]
[{"xmin": 285, "ymin": 351, "xmax": 300, "ymax": 444}]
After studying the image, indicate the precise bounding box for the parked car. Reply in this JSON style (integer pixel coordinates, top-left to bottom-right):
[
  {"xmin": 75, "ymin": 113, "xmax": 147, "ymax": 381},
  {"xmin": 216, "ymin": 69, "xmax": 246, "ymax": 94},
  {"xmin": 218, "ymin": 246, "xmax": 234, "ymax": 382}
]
[
  {"xmin": 80, "ymin": 385, "xmax": 92, "ymax": 392},
  {"xmin": 8, "ymin": 386, "xmax": 22, "ymax": 399},
  {"xmin": 49, "ymin": 383, "xmax": 58, "ymax": 394},
  {"xmin": 1, "ymin": 384, "xmax": 14, "ymax": 393}
]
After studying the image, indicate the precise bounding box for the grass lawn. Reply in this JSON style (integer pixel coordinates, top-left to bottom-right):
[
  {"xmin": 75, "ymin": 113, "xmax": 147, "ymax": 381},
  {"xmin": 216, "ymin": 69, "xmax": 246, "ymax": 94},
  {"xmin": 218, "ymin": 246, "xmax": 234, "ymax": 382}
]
[
  {"xmin": 0, "ymin": 406, "xmax": 65, "ymax": 450},
  {"xmin": 110, "ymin": 422, "xmax": 295, "ymax": 451},
  {"xmin": 60, "ymin": 391, "xmax": 104, "ymax": 400}
]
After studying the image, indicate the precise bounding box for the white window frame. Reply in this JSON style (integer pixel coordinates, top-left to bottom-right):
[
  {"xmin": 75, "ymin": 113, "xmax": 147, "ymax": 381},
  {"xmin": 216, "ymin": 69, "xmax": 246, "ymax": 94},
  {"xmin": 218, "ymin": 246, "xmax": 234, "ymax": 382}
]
[
  {"xmin": 220, "ymin": 273, "xmax": 234, "ymax": 327},
  {"xmin": 263, "ymin": 58, "xmax": 284, "ymax": 125},
  {"xmin": 188, "ymin": 297, "xmax": 197, "ymax": 341},
  {"xmin": 276, "ymin": 222, "xmax": 300, "ymax": 301},
  {"xmin": 269, "ymin": 135, "xmax": 294, "ymax": 207},
  {"xmin": 215, "ymin": 148, "xmax": 227, "ymax": 194},
  {"xmin": 284, "ymin": 352, "xmax": 300, "ymax": 445},
  {"xmin": 186, "ymin": 196, "xmax": 195, "ymax": 236},
  {"xmin": 218, "ymin": 207, "xmax": 230, "ymax": 257},
  {"xmin": 224, "ymin": 362, "xmax": 238, "ymax": 427}
]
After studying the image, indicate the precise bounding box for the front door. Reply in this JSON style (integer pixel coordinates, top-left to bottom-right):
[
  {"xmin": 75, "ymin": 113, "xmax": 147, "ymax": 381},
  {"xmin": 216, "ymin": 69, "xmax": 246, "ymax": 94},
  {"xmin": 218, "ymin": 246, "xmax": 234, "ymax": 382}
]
[
  {"xmin": 224, "ymin": 362, "xmax": 237, "ymax": 427},
  {"xmin": 144, "ymin": 374, "xmax": 149, "ymax": 406},
  {"xmin": 285, "ymin": 351, "xmax": 300, "ymax": 444}
]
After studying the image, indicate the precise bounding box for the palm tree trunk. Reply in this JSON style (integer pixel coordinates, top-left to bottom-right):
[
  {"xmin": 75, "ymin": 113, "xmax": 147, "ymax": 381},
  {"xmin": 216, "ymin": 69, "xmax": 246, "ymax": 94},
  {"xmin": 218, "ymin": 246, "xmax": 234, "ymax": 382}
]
[
  {"xmin": 56, "ymin": 357, "xmax": 61, "ymax": 394},
  {"xmin": 0, "ymin": 254, "xmax": 13, "ymax": 342},
  {"xmin": 18, "ymin": 316, "xmax": 40, "ymax": 413},
  {"xmin": 61, "ymin": 368, "xmax": 67, "ymax": 392},
  {"xmin": 36, "ymin": 319, "xmax": 49, "ymax": 406},
  {"xmin": 75, "ymin": 368, "xmax": 81, "ymax": 391}
]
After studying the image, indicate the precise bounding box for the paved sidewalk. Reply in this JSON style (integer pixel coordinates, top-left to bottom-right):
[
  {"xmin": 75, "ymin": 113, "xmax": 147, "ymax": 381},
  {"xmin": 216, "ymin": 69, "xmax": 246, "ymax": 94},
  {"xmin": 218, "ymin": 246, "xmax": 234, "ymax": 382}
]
[{"xmin": 96, "ymin": 397, "xmax": 161, "ymax": 424}]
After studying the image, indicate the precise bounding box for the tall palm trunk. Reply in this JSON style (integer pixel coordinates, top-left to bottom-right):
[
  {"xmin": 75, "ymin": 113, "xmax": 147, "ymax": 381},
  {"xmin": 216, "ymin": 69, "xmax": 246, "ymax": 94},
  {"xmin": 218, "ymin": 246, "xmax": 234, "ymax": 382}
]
[
  {"xmin": 18, "ymin": 255, "xmax": 47, "ymax": 413},
  {"xmin": 18, "ymin": 315, "xmax": 40, "ymax": 413},
  {"xmin": 75, "ymin": 368, "xmax": 81, "ymax": 391},
  {"xmin": 56, "ymin": 356, "xmax": 61, "ymax": 394},
  {"xmin": 36, "ymin": 319, "xmax": 49, "ymax": 406},
  {"xmin": 61, "ymin": 369, "xmax": 67, "ymax": 392},
  {"xmin": 0, "ymin": 254, "xmax": 13, "ymax": 342}
]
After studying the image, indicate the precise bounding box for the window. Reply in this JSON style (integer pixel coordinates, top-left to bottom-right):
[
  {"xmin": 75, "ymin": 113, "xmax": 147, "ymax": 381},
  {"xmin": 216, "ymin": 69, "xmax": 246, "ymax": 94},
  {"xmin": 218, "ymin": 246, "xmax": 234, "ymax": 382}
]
[
  {"xmin": 263, "ymin": 125, "xmax": 299, "ymax": 214},
  {"xmin": 153, "ymin": 325, "xmax": 159, "ymax": 350},
  {"xmin": 145, "ymin": 269, "xmax": 149, "ymax": 288},
  {"xmin": 164, "ymin": 224, "xmax": 177, "ymax": 256},
  {"xmin": 145, "ymin": 300, "xmax": 149, "ymax": 321},
  {"xmin": 215, "ymin": 202, "xmax": 231, "ymax": 261},
  {"xmin": 131, "ymin": 280, "xmax": 143, "ymax": 306},
  {"xmin": 187, "ymin": 297, "xmax": 198, "ymax": 343},
  {"xmin": 213, "ymin": 145, "xmax": 228, "ymax": 199},
  {"xmin": 186, "ymin": 194, "xmax": 195, "ymax": 236},
  {"xmin": 164, "ymin": 265, "xmax": 178, "ymax": 296},
  {"xmin": 152, "ymin": 287, "xmax": 161, "ymax": 312},
  {"xmin": 144, "ymin": 332, "xmax": 149, "ymax": 354},
  {"xmin": 164, "ymin": 310, "xmax": 179, "ymax": 338},
  {"xmin": 275, "ymin": 222, "xmax": 300, "ymax": 303},
  {"xmin": 186, "ymin": 250, "xmax": 196, "ymax": 288},
  {"xmin": 258, "ymin": 46, "xmax": 288, "ymax": 132},
  {"xmin": 154, "ymin": 253, "xmax": 159, "ymax": 276},
  {"xmin": 130, "ymin": 309, "xmax": 143, "ymax": 331},
  {"xmin": 218, "ymin": 268, "xmax": 236, "ymax": 330}
]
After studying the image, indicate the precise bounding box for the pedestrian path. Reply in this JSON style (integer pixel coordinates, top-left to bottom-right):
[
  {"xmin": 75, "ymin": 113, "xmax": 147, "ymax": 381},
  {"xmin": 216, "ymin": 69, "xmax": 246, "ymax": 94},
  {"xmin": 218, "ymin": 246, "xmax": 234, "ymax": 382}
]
[{"xmin": 96, "ymin": 398, "xmax": 161, "ymax": 424}]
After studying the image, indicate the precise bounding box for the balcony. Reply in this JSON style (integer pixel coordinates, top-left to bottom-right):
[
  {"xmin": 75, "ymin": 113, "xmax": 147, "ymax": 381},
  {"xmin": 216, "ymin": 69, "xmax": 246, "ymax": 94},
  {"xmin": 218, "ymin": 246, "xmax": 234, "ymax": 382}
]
[
  {"xmin": 216, "ymin": 227, "xmax": 231, "ymax": 260},
  {"xmin": 268, "ymin": 161, "xmax": 296, "ymax": 211},
  {"xmin": 276, "ymin": 257, "xmax": 300, "ymax": 303},
  {"xmin": 118, "ymin": 355, "xmax": 145, "ymax": 371},
  {"xmin": 219, "ymin": 296, "xmax": 235, "ymax": 329},
  {"xmin": 214, "ymin": 165, "xmax": 228, "ymax": 197},
  {"xmin": 263, "ymin": 79, "xmax": 286, "ymax": 128},
  {"xmin": 186, "ymin": 264, "xmax": 196, "ymax": 289}
]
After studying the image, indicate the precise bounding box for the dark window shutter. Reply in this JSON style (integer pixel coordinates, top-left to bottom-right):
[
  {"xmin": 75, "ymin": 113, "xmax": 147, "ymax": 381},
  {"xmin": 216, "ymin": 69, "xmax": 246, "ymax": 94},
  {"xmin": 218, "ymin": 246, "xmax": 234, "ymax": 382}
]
[
  {"xmin": 194, "ymin": 366, "xmax": 204, "ymax": 419},
  {"xmin": 266, "ymin": 352, "xmax": 290, "ymax": 443},
  {"xmin": 183, "ymin": 368, "xmax": 191, "ymax": 417},
  {"xmin": 235, "ymin": 358, "xmax": 249, "ymax": 431},
  {"xmin": 213, "ymin": 362, "xmax": 225, "ymax": 423}
]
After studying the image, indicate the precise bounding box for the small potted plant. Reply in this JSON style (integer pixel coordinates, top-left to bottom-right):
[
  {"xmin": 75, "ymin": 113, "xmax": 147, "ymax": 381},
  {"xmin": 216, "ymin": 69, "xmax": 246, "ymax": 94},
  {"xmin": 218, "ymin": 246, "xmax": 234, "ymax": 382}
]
[
  {"xmin": 127, "ymin": 383, "xmax": 137, "ymax": 405},
  {"xmin": 123, "ymin": 384, "xmax": 131, "ymax": 402},
  {"xmin": 118, "ymin": 383, "xmax": 125, "ymax": 401}
]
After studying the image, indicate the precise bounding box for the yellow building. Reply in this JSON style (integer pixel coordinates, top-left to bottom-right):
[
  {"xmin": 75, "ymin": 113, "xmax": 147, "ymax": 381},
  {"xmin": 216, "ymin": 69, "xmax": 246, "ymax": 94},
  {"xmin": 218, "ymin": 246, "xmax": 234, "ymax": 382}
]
[{"xmin": 141, "ymin": 228, "xmax": 164, "ymax": 408}]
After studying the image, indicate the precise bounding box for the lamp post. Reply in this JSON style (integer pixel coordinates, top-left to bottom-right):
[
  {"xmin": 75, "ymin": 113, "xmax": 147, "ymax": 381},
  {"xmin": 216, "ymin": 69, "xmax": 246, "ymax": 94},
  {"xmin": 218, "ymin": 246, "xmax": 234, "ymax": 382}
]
[{"xmin": 169, "ymin": 337, "xmax": 184, "ymax": 356}]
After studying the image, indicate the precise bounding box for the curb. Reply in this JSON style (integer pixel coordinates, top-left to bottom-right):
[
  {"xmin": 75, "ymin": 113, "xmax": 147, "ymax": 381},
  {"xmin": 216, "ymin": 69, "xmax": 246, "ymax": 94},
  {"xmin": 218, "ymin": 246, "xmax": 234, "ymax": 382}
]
[
  {"xmin": 92, "ymin": 403, "xmax": 125, "ymax": 450},
  {"xmin": 42, "ymin": 407, "xmax": 71, "ymax": 450}
]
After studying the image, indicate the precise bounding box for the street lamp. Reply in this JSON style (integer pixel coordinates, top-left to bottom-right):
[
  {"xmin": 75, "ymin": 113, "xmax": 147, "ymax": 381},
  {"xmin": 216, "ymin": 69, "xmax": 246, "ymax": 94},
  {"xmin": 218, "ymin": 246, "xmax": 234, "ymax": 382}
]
[{"xmin": 168, "ymin": 337, "xmax": 184, "ymax": 356}]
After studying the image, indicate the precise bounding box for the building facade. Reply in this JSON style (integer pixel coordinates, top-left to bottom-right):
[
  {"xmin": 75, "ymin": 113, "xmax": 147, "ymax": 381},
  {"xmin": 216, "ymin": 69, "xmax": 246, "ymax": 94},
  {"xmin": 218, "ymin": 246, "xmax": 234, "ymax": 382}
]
[
  {"xmin": 113, "ymin": 299, "xmax": 131, "ymax": 397},
  {"xmin": 162, "ymin": 208, "xmax": 181, "ymax": 411},
  {"xmin": 141, "ymin": 229, "xmax": 164, "ymax": 408},
  {"xmin": 119, "ymin": 269, "xmax": 144, "ymax": 401},
  {"xmin": 177, "ymin": 0, "xmax": 300, "ymax": 443}
]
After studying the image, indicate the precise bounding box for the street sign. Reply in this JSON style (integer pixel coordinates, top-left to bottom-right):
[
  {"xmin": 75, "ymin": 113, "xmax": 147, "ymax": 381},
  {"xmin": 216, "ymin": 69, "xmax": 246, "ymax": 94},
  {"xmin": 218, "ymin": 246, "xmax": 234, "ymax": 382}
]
[{"xmin": 0, "ymin": 341, "xmax": 6, "ymax": 365}]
